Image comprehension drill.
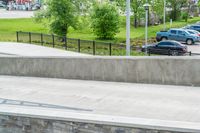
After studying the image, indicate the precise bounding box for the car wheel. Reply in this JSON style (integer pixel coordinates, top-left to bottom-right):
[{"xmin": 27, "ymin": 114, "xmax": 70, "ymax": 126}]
[
  {"xmin": 186, "ymin": 39, "xmax": 193, "ymax": 45},
  {"xmin": 161, "ymin": 37, "xmax": 167, "ymax": 41},
  {"xmin": 171, "ymin": 50, "xmax": 178, "ymax": 56}
]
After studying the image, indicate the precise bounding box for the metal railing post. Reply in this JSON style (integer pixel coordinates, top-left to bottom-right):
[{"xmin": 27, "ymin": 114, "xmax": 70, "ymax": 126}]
[
  {"xmin": 109, "ymin": 43, "xmax": 112, "ymax": 56},
  {"xmin": 168, "ymin": 49, "xmax": 171, "ymax": 56},
  {"xmin": 52, "ymin": 34, "xmax": 55, "ymax": 48},
  {"xmin": 93, "ymin": 41, "xmax": 96, "ymax": 55},
  {"xmin": 64, "ymin": 37, "xmax": 67, "ymax": 50},
  {"xmin": 29, "ymin": 32, "xmax": 31, "ymax": 44},
  {"xmin": 16, "ymin": 31, "xmax": 19, "ymax": 42},
  {"xmin": 41, "ymin": 33, "xmax": 43, "ymax": 46},
  {"xmin": 148, "ymin": 49, "xmax": 151, "ymax": 56},
  {"xmin": 78, "ymin": 39, "xmax": 81, "ymax": 53}
]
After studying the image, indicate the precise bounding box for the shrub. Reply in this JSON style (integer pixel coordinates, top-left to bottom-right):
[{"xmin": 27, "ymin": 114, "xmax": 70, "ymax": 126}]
[{"xmin": 91, "ymin": 3, "xmax": 120, "ymax": 40}]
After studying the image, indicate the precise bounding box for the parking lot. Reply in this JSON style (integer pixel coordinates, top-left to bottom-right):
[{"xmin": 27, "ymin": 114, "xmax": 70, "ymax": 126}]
[
  {"xmin": 187, "ymin": 43, "xmax": 200, "ymax": 53},
  {"xmin": 0, "ymin": 9, "xmax": 33, "ymax": 18}
]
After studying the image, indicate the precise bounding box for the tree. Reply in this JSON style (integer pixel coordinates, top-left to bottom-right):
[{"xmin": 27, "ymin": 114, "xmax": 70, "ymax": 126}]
[
  {"xmin": 167, "ymin": 0, "xmax": 187, "ymax": 21},
  {"xmin": 34, "ymin": 0, "xmax": 78, "ymax": 36},
  {"xmin": 115, "ymin": 0, "xmax": 145, "ymax": 28},
  {"xmin": 149, "ymin": 0, "xmax": 163, "ymax": 24},
  {"xmin": 91, "ymin": 3, "xmax": 120, "ymax": 39}
]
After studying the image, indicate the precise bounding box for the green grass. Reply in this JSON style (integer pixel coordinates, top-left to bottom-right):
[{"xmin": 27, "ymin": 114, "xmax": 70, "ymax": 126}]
[
  {"xmin": 1, "ymin": 17, "xmax": 200, "ymax": 43},
  {"xmin": 68, "ymin": 17, "xmax": 200, "ymax": 43},
  {"xmin": 1, "ymin": 17, "xmax": 199, "ymax": 56},
  {"xmin": 0, "ymin": 18, "xmax": 47, "ymax": 42}
]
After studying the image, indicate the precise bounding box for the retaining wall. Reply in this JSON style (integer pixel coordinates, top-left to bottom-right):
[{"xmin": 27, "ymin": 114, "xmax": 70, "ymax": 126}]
[
  {"xmin": 0, "ymin": 56, "xmax": 200, "ymax": 86},
  {"xmin": 0, "ymin": 115, "xmax": 185, "ymax": 133}
]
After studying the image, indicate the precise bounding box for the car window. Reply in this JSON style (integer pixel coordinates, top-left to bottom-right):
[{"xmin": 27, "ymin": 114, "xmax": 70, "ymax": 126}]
[
  {"xmin": 193, "ymin": 26, "xmax": 200, "ymax": 28},
  {"xmin": 178, "ymin": 31, "xmax": 186, "ymax": 35},
  {"xmin": 158, "ymin": 42, "xmax": 174, "ymax": 47},
  {"xmin": 178, "ymin": 31, "xmax": 182, "ymax": 34},
  {"xmin": 170, "ymin": 30, "xmax": 177, "ymax": 34}
]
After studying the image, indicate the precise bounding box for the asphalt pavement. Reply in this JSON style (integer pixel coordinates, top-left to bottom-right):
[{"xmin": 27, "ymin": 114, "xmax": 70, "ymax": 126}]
[
  {"xmin": 0, "ymin": 9, "xmax": 33, "ymax": 18},
  {"xmin": 0, "ymin": 42, "xmax": 90, "ymax": 57}
]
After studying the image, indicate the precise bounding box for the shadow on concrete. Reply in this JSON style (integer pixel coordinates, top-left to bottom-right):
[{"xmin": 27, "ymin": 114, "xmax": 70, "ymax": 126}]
[{"xmin": 0, "ymin": 98, "xmax": 93, "ymax": 112}]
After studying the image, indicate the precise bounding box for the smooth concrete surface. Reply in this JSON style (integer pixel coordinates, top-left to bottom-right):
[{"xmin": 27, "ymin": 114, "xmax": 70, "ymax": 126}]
[
  {"xmin": 0, "ymin": 76, "xmax": 200, "ymax": 132},
  {"xmin": 0, "ymin": 42, "xmax": 89, "ymax": 57},
  {"xmin": 0, "ymin": 9, "xmax": 34, "ymax": 18},
  {"xmin": 0, "ymin": 56, "xmax": 200, "ymax": 86},
  {"xmin": 0, "ymin": 76, "xmax": 200, "ymax": 122}
]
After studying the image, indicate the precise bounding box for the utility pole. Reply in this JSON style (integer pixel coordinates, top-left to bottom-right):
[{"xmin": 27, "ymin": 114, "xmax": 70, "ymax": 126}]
[
  {"xmin": 126, "ymin": 0, "xmax": 131, "ymax": 56},
  {"xmin": 163, "ymin": 0, "xmax": 166, "ymax": 30}
]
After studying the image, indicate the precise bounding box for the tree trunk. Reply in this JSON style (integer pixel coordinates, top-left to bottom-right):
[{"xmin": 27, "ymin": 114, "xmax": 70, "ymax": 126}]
[{"xmin": 134, "ymin": 14, "xmax": 138, "ymax": 28}]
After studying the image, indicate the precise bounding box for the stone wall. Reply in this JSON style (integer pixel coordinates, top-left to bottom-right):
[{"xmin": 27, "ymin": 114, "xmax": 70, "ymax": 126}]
[
  {"xmin": 0, "ymin": 56, "xmax": 200, "ymax": 86},
  {"xmin": 0, "ymin": 115, "xmax": 179, "ymax": 133}
]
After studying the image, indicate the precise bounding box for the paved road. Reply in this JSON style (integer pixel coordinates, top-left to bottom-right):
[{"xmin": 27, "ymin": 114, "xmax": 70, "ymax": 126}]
[
  {"xmin": 0, "ymin": 42, "xmax": 90, "ymax": 56},
  {"xmin": 0, "ymin": 75, "xmax": 200, "ymax": 124},
  {"xmin": 0, "ymin": 9, "xmax": 33, "ymax": 18},
  {"xmin": 188, "ymin": 44, "xmax": 200, "ymax": 54}
]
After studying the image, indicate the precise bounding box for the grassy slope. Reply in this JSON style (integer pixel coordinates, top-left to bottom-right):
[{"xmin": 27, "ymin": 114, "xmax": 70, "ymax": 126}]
[
  {"xmin": 0, "ymin": 18, "xmax": 47, "ymax": 41},
  {"xmin": 1, "ymin": 17, "xmax": 200, "ymax": 43}
]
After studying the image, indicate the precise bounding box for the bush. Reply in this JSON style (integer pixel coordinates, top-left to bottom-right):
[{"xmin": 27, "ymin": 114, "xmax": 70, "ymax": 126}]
[
  {"xmin": 34, "ymin": 0, "xmax": 78, "ymax": 37},
  {"xmin": 91, "ymin": 3, "xmax": 120, "ymax": 40}
]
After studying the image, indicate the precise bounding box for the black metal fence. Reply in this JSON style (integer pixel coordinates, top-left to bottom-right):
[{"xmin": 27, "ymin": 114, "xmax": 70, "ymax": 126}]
[
  {"xmin": 17, "ymin": 31, "xmax": 140, "ymax": 56},
  {"xmin": 16, "ymin": 31, "xmax": 200, "ymax": 56}
]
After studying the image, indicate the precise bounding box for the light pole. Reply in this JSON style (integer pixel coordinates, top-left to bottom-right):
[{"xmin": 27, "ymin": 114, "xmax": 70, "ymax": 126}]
[
  {"xmin": 143, "ymin": 2, "xmax": 150, "ymax": 55},
  {"xmin": 126, "ymin": 0, "xmax": 131, "ymax": 56},
  {"xmin": 163, "ymin": 0, "xmax": 166, "ymax": 31}
]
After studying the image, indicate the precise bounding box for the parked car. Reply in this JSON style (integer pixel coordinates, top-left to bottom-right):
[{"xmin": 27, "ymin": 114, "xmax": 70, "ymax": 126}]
[
  {"xmin": 31, "ymin": 3, "xmax": 40, "ymax": 10},
  {"xmin": 183, "ymin": 24, "xmax": 200, "ymax": 32},
  {"xmin": 141, "ymin": 40, "xmax": 188, "ymax": 56},
  {"xmin": 195, "ymin": 21, "xmax": 200, "ymax": 25},
  {"xmin": 184, "ymin": 29, "xmax": 200, "ymax": 37},
  {"xmin": 156, "ymin": 28, "xmax": 200, "ymax": 45},
  {"xmin": 0, "ymin": 3, "xmax": 6, "ymax": 8}
]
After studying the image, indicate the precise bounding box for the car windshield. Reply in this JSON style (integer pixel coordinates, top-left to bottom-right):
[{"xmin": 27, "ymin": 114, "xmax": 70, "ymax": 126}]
[{"xmin": 188, "ymin": 31, "xmax": 196, "ymax": 34}]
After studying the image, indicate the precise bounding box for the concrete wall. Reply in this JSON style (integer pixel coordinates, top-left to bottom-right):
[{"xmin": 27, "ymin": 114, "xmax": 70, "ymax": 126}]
[
  {"xmin": 0, "ymin": 56, "xmax": 200, "ymax": 86},
  {"xmin": 0, "ymin": 115, "xmax": 179, "ymax": 133}
]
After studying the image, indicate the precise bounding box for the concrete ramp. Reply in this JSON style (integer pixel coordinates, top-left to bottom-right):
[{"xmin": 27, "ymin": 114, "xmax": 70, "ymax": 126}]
[{"xmin": 0, "ymin": 76, "xmax": 200, "ymax": 133}]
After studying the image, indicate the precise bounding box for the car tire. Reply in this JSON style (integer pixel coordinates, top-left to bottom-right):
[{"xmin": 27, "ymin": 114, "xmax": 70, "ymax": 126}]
[
  {"xmin": 161, "ymin": 37, "xmax": 168, "ymax": 41},
  {"xmin": 186, "ymin": 39, "xmax": 193, "ymax": 45},
  {"xmin": 171, "ymin": 50, "xmax": 179, "ymax": 56}
]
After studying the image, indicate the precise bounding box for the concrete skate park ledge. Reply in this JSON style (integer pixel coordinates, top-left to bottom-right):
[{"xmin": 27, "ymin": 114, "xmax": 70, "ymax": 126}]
[
  {"xmin": 0, "ymin": 56, "xmax": 200, "ymax": 86},
  {"xmin": 1, "ymin": 106, "xmax": 200, "ymax": 133}
]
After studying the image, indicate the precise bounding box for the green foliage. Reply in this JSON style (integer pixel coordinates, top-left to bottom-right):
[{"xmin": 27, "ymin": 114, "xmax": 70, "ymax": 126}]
[
  {"xmin": 91, "ymin": 3, "xmax": 120, "ymax": 40},
  {"xmin": 181, "ymin": 12, "xmax": 189, "ymax": 22},
  {"xmin": 34, "ymin": 0, "xmax": 78, "ymax": 36},
  {"xmin": 167, "ymin": 0, "xmax": 187, "ymax": 21}
]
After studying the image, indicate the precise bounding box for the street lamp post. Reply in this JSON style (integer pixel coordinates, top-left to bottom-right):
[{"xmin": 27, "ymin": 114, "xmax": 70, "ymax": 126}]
[
  {"xmin": 143, "ymin": 2, "xmax": 150, "ymax": 55},
  {"xmin": 126, "ymin": 0, "xmax": 131, "ymax": 56},
  {"xmin": 163, "ymin": 0, "xmax": 166, "ymax": 31}
]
